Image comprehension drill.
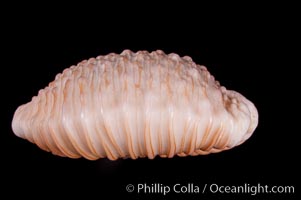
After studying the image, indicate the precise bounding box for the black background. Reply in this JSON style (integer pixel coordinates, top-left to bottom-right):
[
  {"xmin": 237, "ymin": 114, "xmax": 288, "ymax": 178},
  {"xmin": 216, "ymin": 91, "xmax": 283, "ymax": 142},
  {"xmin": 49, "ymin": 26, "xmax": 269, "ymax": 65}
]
[{"xmin": 2, "ymin": 4, "xmax": 298, "ymax": 200}]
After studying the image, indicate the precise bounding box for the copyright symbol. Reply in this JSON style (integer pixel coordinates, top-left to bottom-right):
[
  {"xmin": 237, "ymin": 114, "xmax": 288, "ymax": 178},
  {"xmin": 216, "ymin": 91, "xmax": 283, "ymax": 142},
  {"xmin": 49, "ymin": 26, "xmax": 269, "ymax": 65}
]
[{"xmin": 126, "ymin": 184, "xmax": 134, "ymax": 192}]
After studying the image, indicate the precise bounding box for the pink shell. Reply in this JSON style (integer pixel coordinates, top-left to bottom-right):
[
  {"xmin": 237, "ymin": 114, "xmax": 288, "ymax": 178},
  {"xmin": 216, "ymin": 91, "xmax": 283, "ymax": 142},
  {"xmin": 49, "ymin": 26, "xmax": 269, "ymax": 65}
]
[{"xmin": 12, "ymin": 50, "xmax": 258, "ymax": 160}]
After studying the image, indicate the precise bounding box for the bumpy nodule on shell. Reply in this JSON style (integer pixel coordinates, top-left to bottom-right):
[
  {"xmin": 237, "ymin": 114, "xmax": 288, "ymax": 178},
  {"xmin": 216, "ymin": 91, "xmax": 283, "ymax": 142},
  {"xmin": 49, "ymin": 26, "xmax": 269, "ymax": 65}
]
[{"xmin": 12, "ymin": 50, "xmax": 258, "ymax": 160}]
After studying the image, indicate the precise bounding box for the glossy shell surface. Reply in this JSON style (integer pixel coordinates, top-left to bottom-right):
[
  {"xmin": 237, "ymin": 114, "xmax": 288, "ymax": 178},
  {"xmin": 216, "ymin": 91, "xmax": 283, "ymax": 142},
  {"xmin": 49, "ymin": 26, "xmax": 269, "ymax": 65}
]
[{"xmin": 12, "ymin": 50, "xmax": 258, "ymax": 160}]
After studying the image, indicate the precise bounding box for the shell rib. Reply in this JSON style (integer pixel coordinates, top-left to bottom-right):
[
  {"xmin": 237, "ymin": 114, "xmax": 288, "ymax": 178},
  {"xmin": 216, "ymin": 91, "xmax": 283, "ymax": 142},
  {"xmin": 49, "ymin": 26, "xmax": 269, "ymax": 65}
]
[{"xmin": 12, "ymin": 50, "xmax": 258, "ymax": 160}]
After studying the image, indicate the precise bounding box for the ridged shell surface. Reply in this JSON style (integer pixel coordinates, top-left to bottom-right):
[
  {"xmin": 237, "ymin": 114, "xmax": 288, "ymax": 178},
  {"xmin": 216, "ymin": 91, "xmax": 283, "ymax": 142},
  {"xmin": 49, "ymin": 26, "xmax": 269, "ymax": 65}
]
[{"xmin": 12, "ymin": 50, "xmax": 258, "ymax": 160}]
